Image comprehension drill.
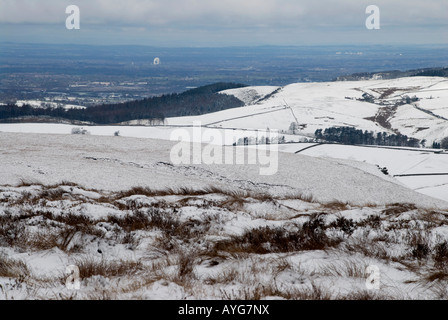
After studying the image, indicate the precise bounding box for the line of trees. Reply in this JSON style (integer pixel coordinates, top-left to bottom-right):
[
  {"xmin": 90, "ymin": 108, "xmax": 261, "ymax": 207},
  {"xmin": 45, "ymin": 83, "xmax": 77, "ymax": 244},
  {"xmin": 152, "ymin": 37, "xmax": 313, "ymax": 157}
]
[
  {"xmin": 412, "ymin": 68, "xmax": 448, "ymax": 78},
  {"xmin": 0, "ymin": 82, "xmax": 246, "ymax": 125},
  {"xmin": 436, "ymin": 137, "xmax": 448, "ymax": 149},
  {"xmin": 315, "ymin": 127, "xmax": 420, "ymax": 147}
]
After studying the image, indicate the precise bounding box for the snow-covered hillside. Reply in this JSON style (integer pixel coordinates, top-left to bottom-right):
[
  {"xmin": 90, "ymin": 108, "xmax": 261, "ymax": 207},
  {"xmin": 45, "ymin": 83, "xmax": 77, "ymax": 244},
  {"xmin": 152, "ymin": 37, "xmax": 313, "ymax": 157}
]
[
  {"xmin": 168, "ymin": 77, "xmax": 448, "ymax": 144},
  {"xmin": 0, "ymin": 121, "xmax": 447, "ymax": 202},
  {"xmin": 220, "ymin": 86, "xmax": 280, "ymax": 105},
  {"xmin": 1, "ymin": 132, "xmax": 445, "ymax": 207},
  {"xmin": 1, "ymin": 76, "xmax": 448, "ymax": 300},
  {"xmin": 277, "ymin": 143, "xmax": 448, "ymax": 203},
  {"xmin": 1, "ymin": 132, "xmax": 448, "ymax": 300}
]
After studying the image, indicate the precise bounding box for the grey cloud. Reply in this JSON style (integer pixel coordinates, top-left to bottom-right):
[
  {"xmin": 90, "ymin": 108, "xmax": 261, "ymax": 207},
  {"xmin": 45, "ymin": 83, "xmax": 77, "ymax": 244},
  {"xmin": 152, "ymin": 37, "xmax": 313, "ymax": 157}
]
[
  {"xmin": 0, "ymin": 0, "xmax": 446, "ymax": 46},
  {"xmin": 1, "ymin": 0, "xmax": 447, "ymax": 27}
]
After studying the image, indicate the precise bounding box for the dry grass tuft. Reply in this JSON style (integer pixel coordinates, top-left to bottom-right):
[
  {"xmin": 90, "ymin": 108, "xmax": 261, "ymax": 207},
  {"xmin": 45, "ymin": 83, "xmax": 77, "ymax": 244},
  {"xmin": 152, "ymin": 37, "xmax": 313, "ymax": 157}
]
[
  {"xmin": 221, "ymin": 282, "xmax": 333, "ymax": 300},
  {"xmin": 0, "ymin": 214, "xmax": 27, "ymax": 247},
  {"xmin": 318, "ymin": 259, "xmax": 369, "ymax": 278},
  {"xmin": 342, "ymin": 235, "xmax": 391, "ymax": 261},
  {"xmin": 15, "ymin": 179, "xmax": 43, "ymax": 188},
  {"xmin": 0, "ymin": 255, "xmax": 30, "ymax": 279},
  {"xmin": 406, "ymin": 232, "xmax": 431, "ymax": 261},
  {"xmin": 72, "ymin": 257, "xmax": 144, "ymax": 279},
  {"xmin": 338, "ymin": 290, "xmax": 393, "ymax": 300},
  {"xmin": 322, "ymin": 201, "xmax": 350, "ymax": 211},
  {"xmin": 424, "ymin": 270, "xmax": 448, "ymax": 282},
  {"xmin": 329, "ymin": 216, "xmax": 356, "ymax": 236},
  {"xmin": 434, "ymin": 241, "xmax": 448, "ymax": 270},
  {"xmin": 382, "ymin": 203, "xmax": 417, "ymax": 216},
  {"xmin": 176, "ymin": 251, "xmax": 198, "ymax": 281},
  {"xmin": 215, "ymin": 214, "xmax": 341, "ymax": 254}
]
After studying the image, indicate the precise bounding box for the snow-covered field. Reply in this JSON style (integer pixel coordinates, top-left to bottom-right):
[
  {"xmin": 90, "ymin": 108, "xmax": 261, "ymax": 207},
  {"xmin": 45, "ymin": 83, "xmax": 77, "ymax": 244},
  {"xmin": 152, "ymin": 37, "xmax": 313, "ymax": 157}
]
[
  {"xmin": 1, "ymin": 132, "xmax": 448, "ymax": 300},
  {"xmin": 1, "ymin": 76, "xmax": 448, "ymax": 300},
  {"xmin": 1, "ymin": 121, "xmax": 446, "ymax": 202},
  {"xmin": 0, "ymin": 123, "xmax": 306, "ymax": 146},
  {"xmin": 7, "ymin": 77, "xmax": 448, "ymax": 144},
  {"xmin": 15, "ymin": 100, "xmax": 86, "ymax": 110},
  {"xmin": 167, "ymin": 77, "xmax": 448, "ymax": 143},
  {"xmin": 277, "ymin": 143, "xmax": 448, "ymax": 203},
  {"xmin": 3, "ymin": 132, "xmax": 445, "ymax": 206}
]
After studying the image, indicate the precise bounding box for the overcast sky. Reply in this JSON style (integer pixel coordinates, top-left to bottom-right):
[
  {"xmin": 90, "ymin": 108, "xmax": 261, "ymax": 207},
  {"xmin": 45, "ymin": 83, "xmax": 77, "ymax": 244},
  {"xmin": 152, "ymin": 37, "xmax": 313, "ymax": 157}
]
[{"xmin": 0, "ymin": 0, "xmax": 447, "ymax": 46}]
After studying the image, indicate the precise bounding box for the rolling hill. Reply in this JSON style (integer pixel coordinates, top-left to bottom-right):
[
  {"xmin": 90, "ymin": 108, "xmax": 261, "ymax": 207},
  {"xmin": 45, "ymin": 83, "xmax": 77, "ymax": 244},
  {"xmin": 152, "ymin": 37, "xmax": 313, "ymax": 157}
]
[
  {"xmin": 2, "ymin": 75, "xmax": 448, "ymax": 300},
  {"xmin": 167, "ymin": 76, "xmax": 448, "ymax": 145}
]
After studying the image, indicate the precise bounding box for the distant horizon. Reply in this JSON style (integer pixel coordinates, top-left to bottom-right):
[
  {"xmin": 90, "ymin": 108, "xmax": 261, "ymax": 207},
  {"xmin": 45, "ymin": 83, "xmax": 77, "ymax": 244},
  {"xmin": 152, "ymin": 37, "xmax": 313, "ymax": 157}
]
[
  {"xmin": 1, "ymin": 1, "xmax": 447, "ymax": 47},
  {"xmin": 2, "ymin": 41, "xmax": 448, "ymax": 49}
]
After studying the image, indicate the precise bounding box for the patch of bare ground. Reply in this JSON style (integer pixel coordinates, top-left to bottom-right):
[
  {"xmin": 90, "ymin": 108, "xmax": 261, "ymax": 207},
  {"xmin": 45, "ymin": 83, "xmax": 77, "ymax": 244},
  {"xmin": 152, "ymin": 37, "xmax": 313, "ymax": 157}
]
[{"xmin": 364, "ymin": 106, "xmax": 398, "ymax": 131}]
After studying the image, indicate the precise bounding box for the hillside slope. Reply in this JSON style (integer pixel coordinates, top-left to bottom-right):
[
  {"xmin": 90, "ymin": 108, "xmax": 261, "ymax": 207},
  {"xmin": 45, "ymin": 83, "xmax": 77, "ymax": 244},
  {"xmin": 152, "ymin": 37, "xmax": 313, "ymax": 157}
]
[
  {"xmin": 1, "ymin": 132, "xmax": 448, "ymax": 300},
  {"xmin": 0, "ymin": 132, "xmax": 446, "ymax": 208},
  {"xmin": 167, "ymin": 77, "xmax": 448, "ymax": 144}
]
